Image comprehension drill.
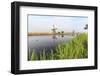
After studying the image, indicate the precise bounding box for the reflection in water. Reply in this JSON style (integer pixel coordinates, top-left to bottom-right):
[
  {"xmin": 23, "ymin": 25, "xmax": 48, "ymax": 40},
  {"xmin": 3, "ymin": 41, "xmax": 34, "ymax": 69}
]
[
  {"xmin": 52, "ymin": 35, "xmax": 57, "ymax": 39},
  {"xmin": 61, "ymin": 35, "xmax": 64, "ymax": 37},
  {"xmin": 52, "ymin": 34, "xmax": 64, "ymax": 39}
]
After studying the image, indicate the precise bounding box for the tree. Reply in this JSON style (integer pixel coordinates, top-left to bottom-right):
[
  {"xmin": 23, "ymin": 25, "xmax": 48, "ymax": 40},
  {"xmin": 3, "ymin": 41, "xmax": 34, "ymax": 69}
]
[
  {"xmin": 84, "ymin": 24, "xmax": 88, "ymax": 30},
  {"xmin": 61, "ymin": 31, "xmax": 64, "ymax": 34},
  {"xmin": 58, "ymin": 32, "xmax": 60, "ymax": 34}
]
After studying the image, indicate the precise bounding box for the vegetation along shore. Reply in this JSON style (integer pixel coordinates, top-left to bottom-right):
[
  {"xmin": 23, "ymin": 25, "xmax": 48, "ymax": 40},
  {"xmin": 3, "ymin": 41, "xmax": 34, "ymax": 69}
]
[{"xmin": 29, "ymin": 33, "xmax": 88, "ymax": 60}]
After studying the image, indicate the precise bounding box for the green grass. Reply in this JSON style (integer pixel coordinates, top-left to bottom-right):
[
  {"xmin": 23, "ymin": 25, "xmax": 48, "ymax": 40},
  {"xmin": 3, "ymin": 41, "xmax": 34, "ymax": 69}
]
[{"xmin": 29, "ymin": 33, "xmax": 88, "ymax": 61}]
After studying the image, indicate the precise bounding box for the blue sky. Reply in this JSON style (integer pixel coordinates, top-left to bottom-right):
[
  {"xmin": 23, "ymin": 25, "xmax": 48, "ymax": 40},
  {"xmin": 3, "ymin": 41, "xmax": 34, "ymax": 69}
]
[{"xmin": 28, "ymin": 15, "xmax": 88, "ymax": 33}]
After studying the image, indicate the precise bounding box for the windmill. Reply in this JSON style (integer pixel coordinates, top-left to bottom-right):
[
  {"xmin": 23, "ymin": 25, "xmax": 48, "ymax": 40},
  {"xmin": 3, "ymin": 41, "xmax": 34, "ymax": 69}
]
[{"xmin": 51, "ymin": 25, "xmax": 57, "ymax": 35}]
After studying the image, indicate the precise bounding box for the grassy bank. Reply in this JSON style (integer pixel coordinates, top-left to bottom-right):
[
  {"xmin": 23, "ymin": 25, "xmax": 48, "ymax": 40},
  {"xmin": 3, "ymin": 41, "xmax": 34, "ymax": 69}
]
[
  {"xmin": 28, "ymin": 32, "xmax": 74, "ymax": 36},
  {"xmin": 29, "ymin": 33, "xmax": 88, "ymax": 61}
]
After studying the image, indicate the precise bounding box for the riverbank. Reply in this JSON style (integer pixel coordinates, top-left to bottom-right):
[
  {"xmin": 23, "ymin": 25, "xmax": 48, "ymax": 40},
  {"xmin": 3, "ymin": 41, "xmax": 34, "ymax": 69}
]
[{"xmin": 28, "ymin": 32, "xmax": 75, "ymax": 36}]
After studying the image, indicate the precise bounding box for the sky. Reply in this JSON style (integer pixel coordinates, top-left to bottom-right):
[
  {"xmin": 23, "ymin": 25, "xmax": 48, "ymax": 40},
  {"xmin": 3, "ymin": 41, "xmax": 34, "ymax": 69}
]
[{"xmin": 28, "ymin": 15, "xmax": 88, "ymax": 33}]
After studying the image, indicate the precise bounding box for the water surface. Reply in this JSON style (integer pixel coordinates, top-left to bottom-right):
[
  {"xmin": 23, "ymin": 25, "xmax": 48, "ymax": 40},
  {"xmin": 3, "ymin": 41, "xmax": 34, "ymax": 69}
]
[{"xmin": 28, "ymin": 35, "xmax": 73, "ymax": 57}]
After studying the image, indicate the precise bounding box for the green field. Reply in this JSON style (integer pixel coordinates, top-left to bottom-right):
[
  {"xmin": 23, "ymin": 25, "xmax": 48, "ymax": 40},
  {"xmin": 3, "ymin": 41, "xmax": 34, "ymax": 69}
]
[{"xmin": 29, "ymin": 33, "xmax": 88, "ymax": 61}]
